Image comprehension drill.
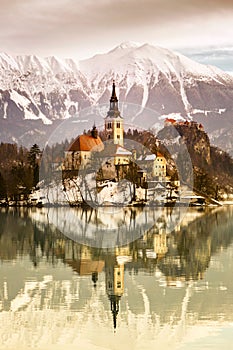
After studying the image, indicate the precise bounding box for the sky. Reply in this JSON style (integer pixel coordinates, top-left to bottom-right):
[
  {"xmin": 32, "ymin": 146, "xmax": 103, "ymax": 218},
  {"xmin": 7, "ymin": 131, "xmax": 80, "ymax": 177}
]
[{"xmin": 1, "ymin": 0, "xmax": 233, "ymax": 65}]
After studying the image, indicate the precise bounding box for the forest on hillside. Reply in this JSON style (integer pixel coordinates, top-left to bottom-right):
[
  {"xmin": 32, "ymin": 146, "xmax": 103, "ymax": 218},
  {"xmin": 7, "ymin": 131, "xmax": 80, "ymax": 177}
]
[{"xmin": 0, "ymin": 143, "xmax": 40, "ymax": 203}]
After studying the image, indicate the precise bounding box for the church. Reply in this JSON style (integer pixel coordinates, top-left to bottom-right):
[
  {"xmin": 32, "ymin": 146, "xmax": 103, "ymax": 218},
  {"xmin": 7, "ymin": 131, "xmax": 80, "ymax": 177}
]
[
  {"xmin": 64, "ymin": 125, "xmax": 104, "ymax": 170},
  {"xmin": 64, "ymin": 81, "xmax": 166, "ymax": 182},
  {"xmin": 64, "ymin": 81, "xmax": 132, "ymax": 173}
]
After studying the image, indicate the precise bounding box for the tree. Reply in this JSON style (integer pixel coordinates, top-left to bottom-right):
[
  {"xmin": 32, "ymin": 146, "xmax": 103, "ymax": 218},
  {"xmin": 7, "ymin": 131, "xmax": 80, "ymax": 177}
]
[
  {"xmin": 194, "ymin": 170, "xmax": 216, "ymax": 197},
  {"xmin": 28, "ymin": 144, "xmax": 41, "ymax": 187},
  {"xmin": 0, "ymin": 171, "xmax": 7, "ymax": 201}
]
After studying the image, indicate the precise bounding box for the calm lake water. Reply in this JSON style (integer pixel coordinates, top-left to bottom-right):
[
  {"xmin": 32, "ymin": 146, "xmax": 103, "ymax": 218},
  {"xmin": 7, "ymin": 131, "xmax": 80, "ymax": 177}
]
[{"xmin": 0, "ymin": 206, "xmax": 233, "ymax": 350}]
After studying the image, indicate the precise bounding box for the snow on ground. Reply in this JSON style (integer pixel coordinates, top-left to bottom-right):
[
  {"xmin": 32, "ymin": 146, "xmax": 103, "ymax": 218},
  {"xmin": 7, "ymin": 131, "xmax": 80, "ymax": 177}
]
[
  {"xmin": 32, "ymin": 174, "xmax": 136, "ymax": 206},
  {"xmin": 97, "ymin": 180, "xmax": 133, "ymax": 205}
]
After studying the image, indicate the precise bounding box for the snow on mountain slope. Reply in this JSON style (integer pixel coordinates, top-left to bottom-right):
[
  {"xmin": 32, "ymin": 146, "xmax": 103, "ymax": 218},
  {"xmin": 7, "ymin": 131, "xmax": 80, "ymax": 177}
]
[
  {"xmin": 0, "ymin": 52, "xmax": 91, "ymax": 131},
  {"xmin": 1, "ymin": 43, "xmax": 233, "ymax": 119},
  {"xmin": 80, "ymin": 42, "xmax": 232, "ymax": 83},
  {"xmin": 10, "ymin": 90, "xmax": 52, "ymax": 124},
  {"xmin": 1, "ymin": 43, "xmax": 233, "ymax": 149},
  {"xmin": 16, "ymin": 54, "xmax": 51, "ymax": 75},
  {"xmin": 0, "ymin": 53, "xmax": 19, "ymax": 71},
  {"xmin": 0, "ymin": 53, "xmax": 86, "ymax": 91},
  {"xmin": 46, "ymin": 55, "xmax": 74, "ymax": 74},
  {"xmin": 80, "ymin": 42, "xmax": 233, "ymax": 116}
]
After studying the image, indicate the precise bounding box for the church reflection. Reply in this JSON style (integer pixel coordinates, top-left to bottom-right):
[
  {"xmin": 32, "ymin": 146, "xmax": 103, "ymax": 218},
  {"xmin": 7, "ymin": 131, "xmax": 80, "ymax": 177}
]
[
  {"xmin": 105, "ymin": 256, "xmax": 124, "ymax": 330},
  {"xmin": 1, "ymin": 207, "xmax": 233, "ymax": 329},
  {"xmin": 59, "ymin": 242, "xmax": 130, "ymax": 329}
]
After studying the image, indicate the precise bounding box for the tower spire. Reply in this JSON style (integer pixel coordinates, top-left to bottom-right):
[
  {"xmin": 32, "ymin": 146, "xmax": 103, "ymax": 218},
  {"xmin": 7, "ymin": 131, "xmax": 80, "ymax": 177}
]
[
  {"xmin": 110, "ymin": 80, "xmax": 118, "ymax": 103},
  {"xmin": 109, "ymin": 80, "xmax": 119, "ymax": 112},
  {"xmin": 110, "ymin": 295, "xmax": 120, "ymax": 330}
]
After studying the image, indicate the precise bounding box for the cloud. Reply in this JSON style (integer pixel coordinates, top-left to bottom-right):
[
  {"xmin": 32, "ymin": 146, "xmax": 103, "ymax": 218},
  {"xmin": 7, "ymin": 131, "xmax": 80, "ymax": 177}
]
[{"xmin": 1, "ymin": 0, "xmax": 233, "ymax": 58}]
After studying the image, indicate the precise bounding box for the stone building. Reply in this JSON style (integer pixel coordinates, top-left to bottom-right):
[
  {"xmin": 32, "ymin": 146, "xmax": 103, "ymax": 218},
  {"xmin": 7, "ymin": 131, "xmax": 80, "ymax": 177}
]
[{"xmin": 137, "ymin": 151, "xmax": 166, "ymax": 179}]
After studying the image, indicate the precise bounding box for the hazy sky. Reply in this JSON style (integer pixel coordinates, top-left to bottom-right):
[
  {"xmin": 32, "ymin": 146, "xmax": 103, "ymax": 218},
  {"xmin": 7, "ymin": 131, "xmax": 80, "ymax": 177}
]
[{"xmin": 1, "ymin": 0, "xmax": 233, "ymax": 60}]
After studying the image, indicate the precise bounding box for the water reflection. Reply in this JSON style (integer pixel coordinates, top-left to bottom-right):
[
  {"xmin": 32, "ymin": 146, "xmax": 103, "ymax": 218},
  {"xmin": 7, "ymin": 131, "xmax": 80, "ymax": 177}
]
[
  {"xmin": 45, "ymin": 205, "xmax": 187, "ymax": 248},
  {"xmin": 0, "ymin": 206, "xmax": 233, "ymax": 348}
]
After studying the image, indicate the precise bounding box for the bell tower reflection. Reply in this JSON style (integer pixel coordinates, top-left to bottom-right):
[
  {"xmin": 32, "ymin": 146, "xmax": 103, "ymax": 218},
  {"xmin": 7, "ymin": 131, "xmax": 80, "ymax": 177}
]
[
  {"xmin": 92, "ymin": 271, "xmax": 98, "ymax": 288},
  {"xmin": 105, "ymin": 255, "xmax": 125, "ymax": 330}
]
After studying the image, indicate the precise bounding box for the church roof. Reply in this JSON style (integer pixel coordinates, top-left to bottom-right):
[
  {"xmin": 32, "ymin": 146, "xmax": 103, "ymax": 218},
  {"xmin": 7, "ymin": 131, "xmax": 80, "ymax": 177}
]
[
  {"xmin": 115, "ymin": 145, "xmax": 132, "ymax": 156},
  {"xmin": 99, "ymin": 143, "xmax": 132, "ymax": 158},
  {"xmin": 106, "ymin": 80, "xmax": 122, "ymax": 119},
  {"xmin": 110, "ymin": 80, "xmax": 118, "ymax": 103},
  {"xmin": 138, "ymin": 154, "xmax": 156, "ymax": 161},
  {"xmin": 68, "ymin": 134, "xmax": 103, "ymax": 152}
]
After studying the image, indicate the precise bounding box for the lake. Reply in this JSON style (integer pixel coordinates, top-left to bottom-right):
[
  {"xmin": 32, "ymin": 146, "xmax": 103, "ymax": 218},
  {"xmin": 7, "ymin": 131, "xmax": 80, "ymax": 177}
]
[{"xmin": 0, "ymin": 206, "xmax": 233, "ymax": 349}]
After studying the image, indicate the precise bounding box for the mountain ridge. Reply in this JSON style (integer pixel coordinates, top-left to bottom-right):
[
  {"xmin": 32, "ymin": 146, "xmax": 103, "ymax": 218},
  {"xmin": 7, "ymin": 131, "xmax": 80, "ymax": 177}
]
[{"xmin": 1, "ymin": 43, "xmax": 233, "ymax": 153}]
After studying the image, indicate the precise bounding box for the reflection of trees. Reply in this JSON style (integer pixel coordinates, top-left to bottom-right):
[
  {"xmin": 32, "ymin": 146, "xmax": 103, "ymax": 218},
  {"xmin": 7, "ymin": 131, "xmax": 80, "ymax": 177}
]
[
  {"xmin": 0, "ymin": 209, "xmax": 63, "ymax": 263},
  {"xmin": 2, "ymin": 207, "xmax": 233, "ymax": 335},
  {"xmin": 1, "ymin": 208, "xmax": 233, "ymax": 283},
  {"xmin": 157, "ymin": 208, "xmax": 233, "ymax": 281},
  {"xmin": 156, "ymin": 228, "xmax": 212, "ymax": 281}
]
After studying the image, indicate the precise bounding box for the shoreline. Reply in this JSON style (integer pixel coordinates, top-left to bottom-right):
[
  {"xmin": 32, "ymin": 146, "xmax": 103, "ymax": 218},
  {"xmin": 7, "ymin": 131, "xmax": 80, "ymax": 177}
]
[{"xmin": 1, "ymin": 200, "xmax": 232, "ymax": 209}]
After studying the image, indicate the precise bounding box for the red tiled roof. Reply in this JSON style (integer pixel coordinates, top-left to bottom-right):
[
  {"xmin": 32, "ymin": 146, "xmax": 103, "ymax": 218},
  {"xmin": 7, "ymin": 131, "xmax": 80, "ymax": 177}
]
[
  {"xmin": 68, "ymin": 134, "xmax": 104, "ymax": 152},
  {"xmin": 156, "ymin": 152, "xmax": 164, "ymax": 157},
  {"xmin": 165, "ymin": 118, "xmax": 176, "ymax": 124}
]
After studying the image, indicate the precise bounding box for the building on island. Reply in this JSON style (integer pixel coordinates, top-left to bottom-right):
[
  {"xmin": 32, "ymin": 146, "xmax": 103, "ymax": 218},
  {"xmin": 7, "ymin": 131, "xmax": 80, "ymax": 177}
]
[
  {"xmin": 64, "ymin": 125, "xmax": 104, "ymax": 170},
  {"xmin": 63, "ymin": 81, "xmax": 167, "ymax": 191},
  {"xmin": 137, "ymin": 151, "xmax": 166, "ymax": 179},
  {"xmin": 165, "ymin": 117, "xmax": 204, "ymax": 131},
  {"xmin": 64, "ymin": 81, "xmax": 131, "ymax": 172},
  {"xmin": 98, "ymin": 81, "xmax": 133, "ymax": 179}
]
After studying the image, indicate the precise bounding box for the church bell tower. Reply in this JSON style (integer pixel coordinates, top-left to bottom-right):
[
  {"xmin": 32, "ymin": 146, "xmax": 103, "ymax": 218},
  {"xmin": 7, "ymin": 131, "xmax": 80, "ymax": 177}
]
[
  {"xmin": 105, "ymin": 81, "xmax": 124, "ymax": 146},
  {"xmin": 106, "ymin": 259, "xmax": 124, "ymax": 330}
]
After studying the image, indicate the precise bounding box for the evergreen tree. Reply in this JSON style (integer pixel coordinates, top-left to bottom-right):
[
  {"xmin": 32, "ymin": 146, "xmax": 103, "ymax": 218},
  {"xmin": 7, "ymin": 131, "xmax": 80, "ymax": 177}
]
[
  {"xmin": 28, "ymin": 144, "xmax": 41, "ymax": 187},
  {"xmin": 0, "ymin": 171, "xmax": 7, "ymax": 201}
]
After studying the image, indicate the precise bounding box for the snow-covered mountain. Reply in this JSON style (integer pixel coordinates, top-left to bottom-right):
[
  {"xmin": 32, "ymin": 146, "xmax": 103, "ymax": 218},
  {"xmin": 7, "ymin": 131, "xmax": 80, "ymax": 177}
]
[
  {"xmin": 80, "ymin": 42, "xmax": 233, "ymax": 119},
  {"xmin": 1, "ymin": 42, "xmax": 233, "ymax": 152}
]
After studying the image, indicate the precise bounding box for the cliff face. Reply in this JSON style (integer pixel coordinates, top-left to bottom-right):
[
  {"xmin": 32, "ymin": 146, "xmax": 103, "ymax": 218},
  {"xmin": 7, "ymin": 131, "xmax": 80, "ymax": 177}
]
[
  {"xmin": 174, "ymin": 122, "xmax": 211, "ymax": 165},
  {"xmin": 156, "ymin": 121, "xmax": 233, "ymax": 198}
]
